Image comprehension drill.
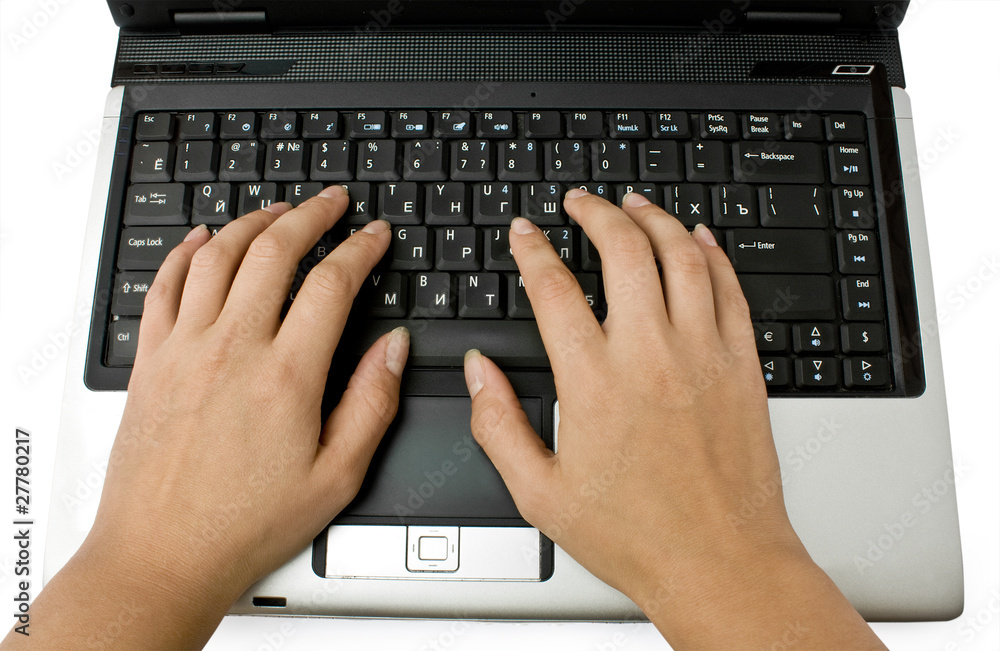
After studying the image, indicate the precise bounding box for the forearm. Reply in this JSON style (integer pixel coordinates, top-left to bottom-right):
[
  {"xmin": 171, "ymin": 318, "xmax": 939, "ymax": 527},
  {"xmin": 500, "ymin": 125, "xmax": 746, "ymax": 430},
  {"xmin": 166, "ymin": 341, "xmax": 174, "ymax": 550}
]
[
  {"xmin": 2, "ymin": 535, "xmax": 241, "ymax": 650},
  {"xmin": 632, "ymin": 545, "xmax": 887, "ymax": 650}
]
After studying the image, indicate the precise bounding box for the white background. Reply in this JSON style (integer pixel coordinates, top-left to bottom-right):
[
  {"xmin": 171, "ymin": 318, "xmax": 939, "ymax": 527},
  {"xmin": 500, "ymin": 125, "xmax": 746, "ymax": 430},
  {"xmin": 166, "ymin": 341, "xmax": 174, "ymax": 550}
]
[{"xmin": 1, "ymin": 1, "xmax": 997, "ymax": 649}]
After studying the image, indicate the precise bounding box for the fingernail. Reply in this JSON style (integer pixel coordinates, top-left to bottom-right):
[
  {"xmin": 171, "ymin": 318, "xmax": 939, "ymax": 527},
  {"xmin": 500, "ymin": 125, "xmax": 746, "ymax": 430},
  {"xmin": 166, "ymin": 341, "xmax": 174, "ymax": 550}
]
[
  {"xmin": 183, "ymin": 224, "xmax": 208, "ymax": 242},
  {"xmin": 385, "ymin": 327, "xmax": 410, "ymax": 378},
  {"xmin": 464, "ymin": 349, "xmax": 485, "ymax": 398},
  {"xmin": 263, "ymin": 201, "xmax": 292, "ymax": 214},
  {"xmin": 693, "ymin": 223, "xmax": 718, "ymax": 247},
  {"xmin": 361, "ymin": 219, "xmax": 390, "ymax": 234},
  {"xmin": 565, "ymin": 187, "xmax": 588, "ymax": 200},
  {"xmin": 510, "ymin": 217, "xmax": 538, "ymax": 235},
  {"xmin": 623, "ymin": 192, "xmax": 651, "ymax": 208},
  {"xmin": 319, "ymin": 184, "xmax": 348, "ymax": 198}
]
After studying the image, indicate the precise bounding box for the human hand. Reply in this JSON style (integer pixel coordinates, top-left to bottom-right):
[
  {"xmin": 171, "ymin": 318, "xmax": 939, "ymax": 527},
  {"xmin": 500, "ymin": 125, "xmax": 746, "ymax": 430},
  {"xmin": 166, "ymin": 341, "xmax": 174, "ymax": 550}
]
[
  {"xmin": 68, "ymin": 186, "xmax": 406, "ymax": 646},
  {"xmin": 464, "ymin": 189, "xmax": 884, "ymax": 648}
]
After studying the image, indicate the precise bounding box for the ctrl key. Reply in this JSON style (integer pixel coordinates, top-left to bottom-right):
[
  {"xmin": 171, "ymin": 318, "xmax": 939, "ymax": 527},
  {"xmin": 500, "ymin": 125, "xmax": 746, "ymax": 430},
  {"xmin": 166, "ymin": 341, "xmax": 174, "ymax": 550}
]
[
  {"xmin": 117, "ymin": 226, "xmax": 190, "ymax": 270},
  {"xmin": 107, "ymin": 318, "xmax": 140, "ymax": 366}
]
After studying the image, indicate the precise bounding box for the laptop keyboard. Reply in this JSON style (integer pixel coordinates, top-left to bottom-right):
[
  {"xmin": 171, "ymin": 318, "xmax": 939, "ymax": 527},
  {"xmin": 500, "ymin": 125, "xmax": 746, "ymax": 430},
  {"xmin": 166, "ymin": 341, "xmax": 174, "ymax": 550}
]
[{"xmin": 107, "ymin": 108, "xmax": 892, "ymax": 394}]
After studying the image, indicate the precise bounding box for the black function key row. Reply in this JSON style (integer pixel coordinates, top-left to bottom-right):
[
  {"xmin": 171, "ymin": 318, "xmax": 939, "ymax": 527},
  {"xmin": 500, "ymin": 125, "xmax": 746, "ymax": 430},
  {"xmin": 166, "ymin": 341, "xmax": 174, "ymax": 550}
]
[{"xmin": 138, "ymin": 110, "xmax": 866, "ymax": 142}]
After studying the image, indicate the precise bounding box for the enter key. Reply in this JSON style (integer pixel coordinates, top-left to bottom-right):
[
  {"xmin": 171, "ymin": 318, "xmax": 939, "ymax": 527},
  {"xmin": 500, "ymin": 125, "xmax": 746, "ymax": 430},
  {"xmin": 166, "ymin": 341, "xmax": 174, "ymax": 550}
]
[{"xmin": 726, "ymin": 228, "xmax": 833, "ymax": 274}]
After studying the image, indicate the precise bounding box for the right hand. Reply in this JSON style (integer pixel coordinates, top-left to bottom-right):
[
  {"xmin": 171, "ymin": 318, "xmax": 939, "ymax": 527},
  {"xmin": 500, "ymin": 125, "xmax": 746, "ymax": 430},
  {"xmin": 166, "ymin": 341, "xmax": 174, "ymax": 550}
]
[{"xmin": 464, "ymin": 190, "xmax": 883, "ymax": 648}]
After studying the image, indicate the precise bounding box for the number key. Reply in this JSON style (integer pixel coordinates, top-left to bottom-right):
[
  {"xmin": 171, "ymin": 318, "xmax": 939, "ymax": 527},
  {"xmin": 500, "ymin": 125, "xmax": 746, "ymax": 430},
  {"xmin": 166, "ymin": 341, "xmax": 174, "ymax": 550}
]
[
  {"xmin": 357, "ymin": 140, "xmax": 399, "ymax": 181},
  {"xmin": 498, "ymin": 140, "xmax": 541, "ymax": 181},
  {"xmin": 265, "ymin": 140, "xmax": 308, "ymax": 181},
  {"xmin": 219, "ymin": 140, "xmax": 262, "ymax": 181}
]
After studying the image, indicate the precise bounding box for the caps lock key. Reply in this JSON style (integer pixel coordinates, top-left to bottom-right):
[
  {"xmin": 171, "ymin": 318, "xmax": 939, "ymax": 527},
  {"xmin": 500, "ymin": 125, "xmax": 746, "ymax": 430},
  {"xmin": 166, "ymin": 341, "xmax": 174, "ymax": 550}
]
[{"xmin": 117, "ymin": 227, "xmax": 190, "ymax": 270}]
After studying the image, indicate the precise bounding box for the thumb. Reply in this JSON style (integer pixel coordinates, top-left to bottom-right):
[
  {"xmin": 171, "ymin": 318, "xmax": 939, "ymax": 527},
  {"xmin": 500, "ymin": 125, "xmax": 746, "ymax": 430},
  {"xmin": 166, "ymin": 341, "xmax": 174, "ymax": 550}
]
[
  {"xmin": 464, "ymin": 349, "xmax": 555, "ymax": 526},
  {"xmin": 314, "ymin": 327, "xmax": 409, "ymax": 500}
]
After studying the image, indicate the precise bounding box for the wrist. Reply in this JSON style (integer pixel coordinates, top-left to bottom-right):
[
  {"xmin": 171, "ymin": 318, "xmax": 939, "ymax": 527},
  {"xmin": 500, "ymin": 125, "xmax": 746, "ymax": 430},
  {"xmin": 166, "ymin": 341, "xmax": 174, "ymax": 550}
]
[
  {"xmin": 73, "ymin": 524, "xmax": 248, "ymax": 633},
  {"xmin": 626, "ymin": 533, "xmax": 820, "ymax": 640}
]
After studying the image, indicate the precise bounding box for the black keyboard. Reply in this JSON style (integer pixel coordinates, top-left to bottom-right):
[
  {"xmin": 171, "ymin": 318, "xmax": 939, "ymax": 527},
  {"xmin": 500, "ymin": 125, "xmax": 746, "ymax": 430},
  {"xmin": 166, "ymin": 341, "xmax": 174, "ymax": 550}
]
[{"xmin": 105, "ymin": 108, "xmax": 893, "ymax": 394}]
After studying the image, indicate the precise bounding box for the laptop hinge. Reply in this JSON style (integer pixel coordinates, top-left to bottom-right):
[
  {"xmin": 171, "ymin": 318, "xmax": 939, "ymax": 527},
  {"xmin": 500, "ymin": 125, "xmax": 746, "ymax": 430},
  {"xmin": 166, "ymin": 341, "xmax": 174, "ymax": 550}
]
[
  {"xmin": 744, "ymin": 10, "xmax": 843, "ymax": 34},
  {"xmin": 172, "ymin": 10, "xmax": 267, "ymax": 33}
]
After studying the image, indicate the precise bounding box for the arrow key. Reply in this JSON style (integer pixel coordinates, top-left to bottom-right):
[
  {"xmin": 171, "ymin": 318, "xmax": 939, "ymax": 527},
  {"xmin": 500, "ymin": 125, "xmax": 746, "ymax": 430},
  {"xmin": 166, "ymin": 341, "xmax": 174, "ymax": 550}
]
[
  {"xmin": 792, "ymin": 323, "xmax": 836, "ymax": 353},
  {"xmin": 759, "ymin": 357, "xmax": 790, "ymax": 389},
  {"xmin": 844, "ymin": 357, "xmax": 889, "ymax": 389},
  {"xmin": 795, "ymin": 357, "xmax": 840, "ymax": 388}
]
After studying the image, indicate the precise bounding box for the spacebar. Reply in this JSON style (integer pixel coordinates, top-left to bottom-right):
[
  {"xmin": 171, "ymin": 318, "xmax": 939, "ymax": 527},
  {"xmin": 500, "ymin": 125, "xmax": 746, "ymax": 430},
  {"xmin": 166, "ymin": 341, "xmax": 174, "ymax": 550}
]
[{"xmin": 347, "ymin": 320, "xmax": 550, "ymax": 367}]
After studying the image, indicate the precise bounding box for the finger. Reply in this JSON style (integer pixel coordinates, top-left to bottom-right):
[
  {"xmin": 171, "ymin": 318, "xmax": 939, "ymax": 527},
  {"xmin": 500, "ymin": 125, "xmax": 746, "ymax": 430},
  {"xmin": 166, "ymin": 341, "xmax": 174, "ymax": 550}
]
[
  {"xmin": 691, "ymin": 224, "xmax": 757, "ymax": 351},
  {"xmin": 175, "ymin": 203, "xmax": 290, "ymax": 329},
  {"xmin": 465, "ymin": 350, "xmax": 556, "ymax": 527},
  {"xmin": 508, "ymin": 216, "xmax": 605, "ymax": 373},
  {"xmin": 562, "ymin": 189, "xmax": 666, "ymax": 327},
  {"xmin": 222, "ymin": 186, "xmax": 351, "ymax": 328},
  {"xmin": 136, "ymin": 225, "xmax": 211, "ymax": 356},
  {"xmin": 620, "ymin": 192, "xmax": 717, "ymax": 333},
  {"xmin": 312, "ymin": 327, "xmax": 409, "ymax": 504},
  {"xmin": 275, "ymin": 220, "xmax": 391, "ymax": 375}
]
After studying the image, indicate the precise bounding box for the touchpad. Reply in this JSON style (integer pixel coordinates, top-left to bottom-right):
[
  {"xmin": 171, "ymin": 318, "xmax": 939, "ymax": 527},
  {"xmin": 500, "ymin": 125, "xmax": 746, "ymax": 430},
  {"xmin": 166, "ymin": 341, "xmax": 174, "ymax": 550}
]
[{"xmin": 340, "ymin": 396, "xmax": 543, "ymax": 521}]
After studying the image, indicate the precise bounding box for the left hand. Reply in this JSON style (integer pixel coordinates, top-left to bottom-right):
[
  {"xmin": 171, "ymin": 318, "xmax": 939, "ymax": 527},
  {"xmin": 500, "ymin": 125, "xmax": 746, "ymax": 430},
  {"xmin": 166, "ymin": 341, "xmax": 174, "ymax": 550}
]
[{"xmin": 78, "ymin": 186, "xmax": 406, "ymax": 644}]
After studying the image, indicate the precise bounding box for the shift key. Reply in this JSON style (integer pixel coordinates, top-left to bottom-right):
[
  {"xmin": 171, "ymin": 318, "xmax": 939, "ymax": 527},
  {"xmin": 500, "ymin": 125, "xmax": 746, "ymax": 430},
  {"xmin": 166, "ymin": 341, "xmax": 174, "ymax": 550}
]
[
  {"xmin": 733, "ymin": 142, "xmax": 823, "ymax": 184},
  {"xmin": 727, "ymin": 229, "xmax": 832, "ymax": 274},
  {"xmin": 118, "ymin": 226, "xmax": 190, "ymax": 270}
]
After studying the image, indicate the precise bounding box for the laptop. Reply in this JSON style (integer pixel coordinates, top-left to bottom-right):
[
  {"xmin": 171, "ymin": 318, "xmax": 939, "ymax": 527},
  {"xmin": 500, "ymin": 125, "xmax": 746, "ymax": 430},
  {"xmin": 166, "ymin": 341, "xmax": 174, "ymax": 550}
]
[{"xmin": 45, "ymin": 0, "xmax": 964, "ymax": 621}]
